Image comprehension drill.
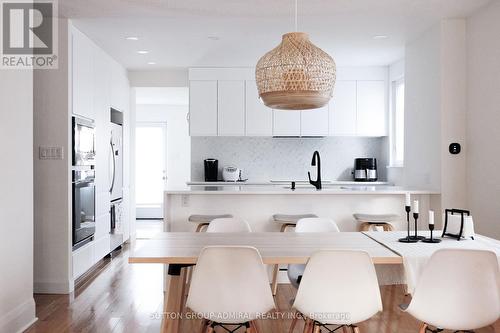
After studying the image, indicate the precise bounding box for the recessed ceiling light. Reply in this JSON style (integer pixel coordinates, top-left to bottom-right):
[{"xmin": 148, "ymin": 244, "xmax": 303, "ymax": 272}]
[
  {"xmin": 125, "ymin": 36, "xmax": 139, "ymax": 41},
  {"xmin": 137, "ymin": 50, "xmax": 149, "ymax": 54},
  {"xmin": 207, "ymin": 35, "xmax": 220, "ymax": 41},
  {"xmin": 373, "ymin": 35, "xmax": 389, "ymax": 40},
  {"xmin": 147, "ymin": 62, "xmax": 156, "ymax": 65}
]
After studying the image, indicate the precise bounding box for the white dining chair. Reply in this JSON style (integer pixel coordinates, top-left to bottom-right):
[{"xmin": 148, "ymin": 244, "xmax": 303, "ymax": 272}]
[
  {"xmin": 186, "ymin": 246, "xmax": 276, "ymax": 332},
  {"xmin": 292, "ymin": 250, "xmax": 383, "ymax": 333},
  {"xmin": 401, "ymin": 248, "xmax": 500, "ymax": 332},
  {"xmin": 206, "ymin": 217, "xmax": 252, "ymax": 233},
  {"xmin": 288, "ymin": 218, "xmax": 340, "ymax": 288}
]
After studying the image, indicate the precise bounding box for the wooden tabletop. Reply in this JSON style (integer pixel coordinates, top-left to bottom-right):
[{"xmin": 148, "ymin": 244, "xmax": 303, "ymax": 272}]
[{"xmin": 129, "ymin": 232, "xmax": 402, "ymax": 265}]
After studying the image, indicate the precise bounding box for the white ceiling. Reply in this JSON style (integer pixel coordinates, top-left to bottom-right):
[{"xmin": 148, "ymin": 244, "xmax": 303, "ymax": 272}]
[
  {"xmin": 63, "ymin": 0, "xmax": 492, "ymax": 69},
  {"xmin": 135, "ymin": 87, "xmax": 189, "ymax": 105}
]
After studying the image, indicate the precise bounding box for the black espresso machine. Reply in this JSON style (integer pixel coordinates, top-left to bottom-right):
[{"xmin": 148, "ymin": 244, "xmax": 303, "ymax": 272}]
[{"xmin": 354, "ymin": 158, "xmax": 378, "ymax": 182}]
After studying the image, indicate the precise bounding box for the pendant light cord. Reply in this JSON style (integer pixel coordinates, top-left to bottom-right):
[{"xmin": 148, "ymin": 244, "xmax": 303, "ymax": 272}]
[{"xmin": 294, "ymin": 0, "xmax": 298, "ymax": 31}]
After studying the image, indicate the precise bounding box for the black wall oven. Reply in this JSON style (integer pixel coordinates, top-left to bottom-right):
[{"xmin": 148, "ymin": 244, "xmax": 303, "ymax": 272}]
[{"xmin": 72, "ymin": 169, "xmax": 96, "ymax": 249}]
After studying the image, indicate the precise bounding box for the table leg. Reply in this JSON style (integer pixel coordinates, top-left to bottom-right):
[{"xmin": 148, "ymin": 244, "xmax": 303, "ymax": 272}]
[{"xmin": 161, "ymin": 265, "xmax": 187, "ymax": 333}]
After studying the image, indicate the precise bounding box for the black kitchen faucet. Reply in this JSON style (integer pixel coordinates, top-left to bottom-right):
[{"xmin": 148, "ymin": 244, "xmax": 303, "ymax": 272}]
[{"xmin": 308, "ymin": 150, "xmax": 322, "ymax": 190}]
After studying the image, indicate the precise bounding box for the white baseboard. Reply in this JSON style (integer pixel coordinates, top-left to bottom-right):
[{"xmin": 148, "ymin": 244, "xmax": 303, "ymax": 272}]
[
  {"xmin": 0, "ymin": 297, "xmax": 37, "ymax": 333},
  {"xmin": 34, "ymin": 279, "xmax": 74, "ymax": 294}
]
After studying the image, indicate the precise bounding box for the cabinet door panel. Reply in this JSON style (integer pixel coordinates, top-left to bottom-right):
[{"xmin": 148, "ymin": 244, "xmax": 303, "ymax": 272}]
[
  {"xmin": 356, "ymin": 81, "xmax": 387, "ymax": 136},
  {"xmin": 329, "ymin": 81, "xmax": 357, "ymax": 136},
  {"xmin": 301, "ymin": 105, "xmax": 329, "ymax": 136},
  {"xmin": 245, "ymin": 81, "xmax": 272, "ymax": 136},
  {"xmin": 189, "ymin": 81, "xmax": 218, "ymax": 136},
  {"xmin": 72, "ymin": 29, "xmax": 93, "ymax": 119},
  {"xmin": 273, "ymin": 110, "xmax": 301, "ymax": 136},
  {"xmin": 218, "ymin": 81, "xmax": 245, "ymax": 136}
]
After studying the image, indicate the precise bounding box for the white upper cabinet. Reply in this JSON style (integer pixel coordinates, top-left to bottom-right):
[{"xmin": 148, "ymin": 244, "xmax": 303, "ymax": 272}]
[
  {"xmin": 189, "ymin": 80, "xmax": 218, "ymax": 136},
  {"xmin": 356, "ymin": 81, "xmax": 387, "ymax": 136},
  {"xmin": 72, "ymin": 28, "xmax": 94, "ymax": 119},
  {"xmin": 110, "ymin": 60, "xmax": 129, "ymax": 112},
  {"xmin": 329, "ymin": 81, "xmax": 357, "ymax": 136},
  {"xmin": 301, "ymin": 105, "xmax": 329, "ymax": 136},
  {"xmin": 273, "ymin": 110, "xmax": 301, "ymax": 136},
  {"xmin": 245, "ymin": 81, "xmax": 273, "ymax": 136},
  {"xmin": 188, "ymin": 68, "xmax": 388, "ymax": 137},
  {"xmin": 218, "ymin": 81, "xmax": 245, "ymax": 136}
]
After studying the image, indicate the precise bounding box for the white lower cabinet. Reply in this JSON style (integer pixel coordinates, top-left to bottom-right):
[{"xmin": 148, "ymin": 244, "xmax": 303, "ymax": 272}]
[
  {"xmin": 273, "ymin": 110, "xmax": 301, "ymax": 136},
  {"xmin": 72, "ymin": 242, "xmax": 95, "ymax": 279}
]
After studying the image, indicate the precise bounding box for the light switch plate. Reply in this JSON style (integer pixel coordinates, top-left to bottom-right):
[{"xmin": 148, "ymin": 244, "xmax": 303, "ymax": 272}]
[{"xmin": 39, "ymin": 146, "xmax": 64, "ymax": 160}]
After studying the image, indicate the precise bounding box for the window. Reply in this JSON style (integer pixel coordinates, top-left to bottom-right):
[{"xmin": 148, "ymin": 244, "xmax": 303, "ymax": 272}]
[{"xmin": 390, "ymin": 78, "xmax": 405, "ymax": 166}]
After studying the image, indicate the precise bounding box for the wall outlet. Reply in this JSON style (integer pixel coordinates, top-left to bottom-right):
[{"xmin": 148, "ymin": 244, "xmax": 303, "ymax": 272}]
[
  {"xmin": 39, "ymin": 146, "xmax": 64, "ymax": 160},
  {"xmin": 181, "ymin": 195, "xmax": 190, "ymax": 207}
]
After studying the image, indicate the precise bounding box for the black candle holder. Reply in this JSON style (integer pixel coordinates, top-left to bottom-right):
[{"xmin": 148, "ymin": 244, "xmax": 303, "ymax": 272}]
[
  {"xmin": 409, "ymin": 212, "xmax": 425, "ymax": 241},
  {"xmin": 399, "ymin": 206, "xmax": 418, "ymax": 243},
  {"xmin": 422, "ymin": 224, "xmax": 442, "ymax": 243}
]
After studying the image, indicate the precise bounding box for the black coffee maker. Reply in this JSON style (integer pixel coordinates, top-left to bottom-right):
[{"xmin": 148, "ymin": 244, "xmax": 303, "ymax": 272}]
[
  {"xmin": 354, "ymin": 158, "xmax": 378, "ymax": 182},
  {"xmin": 204, "ymin": 159, "xmax": 218, "ymax": 182}
]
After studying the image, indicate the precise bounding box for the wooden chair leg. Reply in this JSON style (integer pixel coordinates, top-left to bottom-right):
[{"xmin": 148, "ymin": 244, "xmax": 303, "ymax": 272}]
[
  {"xmin": 342, "ymin": 325, "xmax": 349, "ymax": 333},
  {"xmin": 419, "ymin": 323, "xmax": 428, "ymax": 333},
  {"xmin": 302, "ymin": 319, "xmax": 313, "ymax": 333},
  {"xmin": 289, "ymin": 311, "xmax": 299, "ymax": 333},
  {"xmin": 352, "ymin": 326, "xmax": 360, "ymax": 333},
  {"xmin": 271, "ymin": 264, "xmax": 279, "ymax": 296},
  {"xmin": 250, "ymin": 321, "xmax": 261, "ymax": 333},
  {"xmin": 387, "ymin": 223, "xmax": 395, "ymax": 231},
  {"xmin": 246, "ymin": 322, "xmax": 255, "ymax": 333},
  {"xmin": 199, "ymin": 319, "xmax": 209, "ymax": 333},
  {"xmin": 313, "ymin": 323, "xmax": 321, "ymax": 333},
  {"xmin": 359, "ymin": 222, "xmax": 370, "ymax": 231}
]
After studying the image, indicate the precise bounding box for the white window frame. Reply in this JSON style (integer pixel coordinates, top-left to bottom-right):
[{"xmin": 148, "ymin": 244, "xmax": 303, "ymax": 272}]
[{"xmin": 389, "ymin": 77, "xmax": 405, "ymax": 167}]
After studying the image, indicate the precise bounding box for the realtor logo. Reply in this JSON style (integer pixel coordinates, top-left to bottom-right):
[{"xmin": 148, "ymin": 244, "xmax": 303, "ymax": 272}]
[{"xmin": 1, "ymin": 0, "xmax": 58, "ymax": 68}]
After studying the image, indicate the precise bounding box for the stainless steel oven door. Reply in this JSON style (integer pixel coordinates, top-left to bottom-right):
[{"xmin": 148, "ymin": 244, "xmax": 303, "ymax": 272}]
[
  {"xmin": 72, "ymin": 169, "xmax": 96, "ymax": 249},
  {"xmin": 72, "ymin": 116, "xmax": 96, "ymax": 166}
]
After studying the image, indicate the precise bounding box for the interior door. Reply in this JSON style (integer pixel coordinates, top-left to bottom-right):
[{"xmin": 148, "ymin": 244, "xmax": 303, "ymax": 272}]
[{"xmin": 135, "ymin": 122, "xmax": 167, "ymax": 219}]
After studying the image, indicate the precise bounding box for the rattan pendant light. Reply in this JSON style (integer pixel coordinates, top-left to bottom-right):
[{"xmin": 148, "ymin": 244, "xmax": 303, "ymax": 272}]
[{"xmin": 255, "ymin": 0, "xmax": 336, "ymax": 110}]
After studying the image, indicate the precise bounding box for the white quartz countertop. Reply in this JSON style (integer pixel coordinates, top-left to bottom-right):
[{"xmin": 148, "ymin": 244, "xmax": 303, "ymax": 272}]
[
  {"xmin": 166, "ymin": 185, "xmax": 440, "ymax": 195},
  {"xmin": 187, "ymin": 180, "xmax": 392, "ymax": 186}
]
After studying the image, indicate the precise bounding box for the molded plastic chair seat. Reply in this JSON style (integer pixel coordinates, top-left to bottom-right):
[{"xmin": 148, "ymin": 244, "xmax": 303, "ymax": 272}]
[
  {"xmin": 186, "ymin": 246, "xmax": 275, "ymax": 326},
  {"xmin": 206, "ymin": 217, "xmax": 252, "ymax": 233},
  {"xmin": 293, "ymin": 250, "xmax": 383, "ymax": 329},
  {"xmin": 402, "ymin": 249, "xmax": 500, "ymax": 331},
  {"xmin": 272, "ymin": 213, "xmax": 318, "ymax": 224}
]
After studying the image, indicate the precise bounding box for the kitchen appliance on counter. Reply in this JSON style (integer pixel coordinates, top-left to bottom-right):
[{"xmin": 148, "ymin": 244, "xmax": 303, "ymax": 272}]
[
  {"xmin": 72, "ymin": 169, "xmax": 95, "ymax": 250},
  {"xmin": 109, "ymin": 109, "xmax": 124, "ymax": 250},
  {"xmin": 222, "ymin": 166, "xmax": 241, "ymax": 182},
  {"xmin": 354, "ymin": 158, "xmax": 378, "ymax": 182},
  {"xmin": 204, "ymin": 159, "xmax": 218, "ymax": 182},
  {"xmin": 72, "ymin": 116, "xmax": 96, "ymax": 166}
]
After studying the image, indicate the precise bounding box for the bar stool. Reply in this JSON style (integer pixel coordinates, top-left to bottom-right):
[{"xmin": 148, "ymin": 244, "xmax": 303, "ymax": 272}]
[
  {"xmin": 354, "ymin": 213, "xmax": 399, "ymax": 231},
  {"xmin": 188, "ymin": 214, "xmax": 233, "ymax": 232},
  {"xmin": 271, "ymin": 213, "xmax": 318, "ymax": 296}
]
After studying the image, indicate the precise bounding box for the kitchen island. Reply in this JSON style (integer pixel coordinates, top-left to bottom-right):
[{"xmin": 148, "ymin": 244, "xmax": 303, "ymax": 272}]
[{"xmin": 164, "ymin": 185, "xmax": 440, "ymax": 232}]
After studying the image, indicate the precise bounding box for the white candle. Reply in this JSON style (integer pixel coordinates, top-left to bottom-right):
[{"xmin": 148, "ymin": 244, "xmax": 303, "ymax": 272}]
[
  {"xmin": 429, "ymin": 210, "xmax": 434, "ymax": 225},
  {"xmin": 413, "ymin": 200, "xmax": 419, "ymax": 214},
  {"xmin": 405, "ymin": 193, "xmax": 411, "ymax": 207}
]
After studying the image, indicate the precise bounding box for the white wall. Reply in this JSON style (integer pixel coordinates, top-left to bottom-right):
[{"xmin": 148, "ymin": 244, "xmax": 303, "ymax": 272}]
[
  {"xmin": 128, "ymin": 68, "xmax": 188, "ymax": 87},
  {"xmin": 33, "ymin": 18, "xmax": 73, "ymax": 294},
  {"xmin": 0, "ymin": 71, "xmax": 37, "ymax": 332},
  {"xmin": 135, "ymin": 104, "xmax": 191, "ymax": 188},
  {"xmin": 404, "ymin": 24, "xmax": 442, "ymax": 191},
  {"xmin": 466, "ymin": 1, "xmax": 500, "ymax": 239}
]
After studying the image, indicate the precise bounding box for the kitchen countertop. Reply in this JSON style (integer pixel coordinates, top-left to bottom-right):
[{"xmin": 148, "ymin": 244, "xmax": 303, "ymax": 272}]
[
  {"xmin": 187, "ymin": 180, "xmax": 392, "ymax": 186},
  {"xmin": 166, "ymin": 185, "xmax": 440, "ymax": 195}
]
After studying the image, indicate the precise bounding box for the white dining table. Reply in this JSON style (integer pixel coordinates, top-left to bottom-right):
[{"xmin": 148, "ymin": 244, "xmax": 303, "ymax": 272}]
[{"xmin": 129, "ymin": 232, "xmax": 402, "ymax": 333}]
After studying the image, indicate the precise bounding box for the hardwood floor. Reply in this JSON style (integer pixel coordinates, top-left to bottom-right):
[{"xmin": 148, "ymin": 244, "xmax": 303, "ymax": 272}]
[{"xmin": 27, "ymin": 241, "xmax": 499, "ymax": 333}]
